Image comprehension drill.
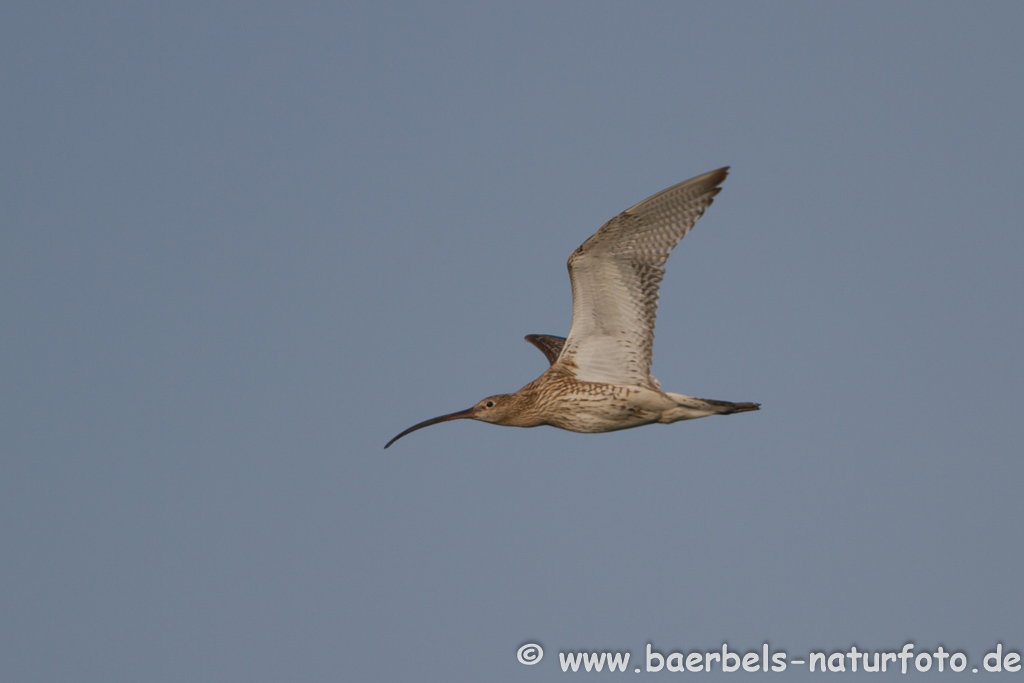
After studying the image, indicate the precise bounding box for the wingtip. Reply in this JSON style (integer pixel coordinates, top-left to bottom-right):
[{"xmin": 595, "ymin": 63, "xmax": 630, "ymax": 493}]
[
  {"xmin": 688, "ymin": 166, "xmax": 730, "ymax": 199},
  {"xmin": 525, "ymin": 333, "xmax": 567, "ymax": 366}
]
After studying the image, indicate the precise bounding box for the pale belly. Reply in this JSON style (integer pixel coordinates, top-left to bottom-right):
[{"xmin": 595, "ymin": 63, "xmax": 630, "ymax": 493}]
[{"xmin": 543, "ymin": 384, "xmax": 676, "ymax": 433}]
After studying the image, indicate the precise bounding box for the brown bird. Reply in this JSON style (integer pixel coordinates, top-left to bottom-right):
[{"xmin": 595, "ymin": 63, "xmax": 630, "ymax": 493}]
[{"xmin": 385, "ymin": 167, "xmax": 758, "ymax": 449}]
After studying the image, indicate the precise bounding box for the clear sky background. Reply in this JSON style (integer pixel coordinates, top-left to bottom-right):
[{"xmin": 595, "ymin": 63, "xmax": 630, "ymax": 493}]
[{"xmin": 3, "ymin": 2, "xmax": 1022, "ymax": 680}]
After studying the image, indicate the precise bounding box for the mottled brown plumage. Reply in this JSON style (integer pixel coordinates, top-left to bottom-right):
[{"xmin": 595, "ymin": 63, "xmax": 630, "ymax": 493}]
[{"xmin": 385, "ymin": 167, "xmax": 758, "ymax": 449}]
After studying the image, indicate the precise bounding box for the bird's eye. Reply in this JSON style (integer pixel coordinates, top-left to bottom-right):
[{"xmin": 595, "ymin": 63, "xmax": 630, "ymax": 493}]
[{"xmin": 485, "ymin": 401, "xmax": 494, "ymax": 408}]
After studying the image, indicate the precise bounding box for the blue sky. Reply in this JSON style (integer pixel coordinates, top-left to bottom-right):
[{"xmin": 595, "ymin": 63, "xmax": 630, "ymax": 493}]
[{"xmin": 3, "ymin": 2, "xmax": 1022, "ymax": 680}]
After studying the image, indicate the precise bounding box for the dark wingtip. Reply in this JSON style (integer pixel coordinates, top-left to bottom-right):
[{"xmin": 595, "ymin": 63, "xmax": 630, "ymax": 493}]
[{"xmin": 524, "ymin": 334, "xmax": 567, "ymax": 366}]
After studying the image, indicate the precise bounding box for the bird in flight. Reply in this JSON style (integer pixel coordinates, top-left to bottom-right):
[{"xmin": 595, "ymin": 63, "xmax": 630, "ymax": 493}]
[{"xmin": 385, "ymin": 167, "xmax": 758, "ymax": 448}]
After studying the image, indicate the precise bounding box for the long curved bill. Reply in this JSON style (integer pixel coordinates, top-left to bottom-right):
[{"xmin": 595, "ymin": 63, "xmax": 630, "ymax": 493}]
[{"xmin": 384, "ymin": 407, "xmax": 475, "ymax": 449}]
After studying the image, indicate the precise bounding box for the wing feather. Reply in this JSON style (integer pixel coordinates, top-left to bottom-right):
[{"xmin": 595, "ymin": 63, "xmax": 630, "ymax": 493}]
[
  {"xmin": 524, "ymin": 334, "xmax": 566, "ymax": 366},
  {"xmin": 554, "ymin": 167, "xmax": 729, "ymax": 386}
]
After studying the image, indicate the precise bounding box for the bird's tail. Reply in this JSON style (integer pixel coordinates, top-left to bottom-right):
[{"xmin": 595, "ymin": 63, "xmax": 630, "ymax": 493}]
[
  {"xmin": 698, "ymin": 397, "xmax": 760, "ymax": 414},
  {"xmin": 662, "ymin": 393, "xmax": 760, "ymax": 421}
]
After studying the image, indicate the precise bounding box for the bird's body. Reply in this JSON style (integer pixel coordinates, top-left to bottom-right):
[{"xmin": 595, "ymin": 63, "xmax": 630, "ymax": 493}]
[{"xmin": 385, "ymin": 167, "xmax": 758, "ymax": 449}]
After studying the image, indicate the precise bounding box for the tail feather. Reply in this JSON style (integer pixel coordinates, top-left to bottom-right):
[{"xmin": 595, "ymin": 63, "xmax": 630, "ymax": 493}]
[
  {"xmin": 699, "ymin": 398, "xmax": 760, "ymax": 415},
  {"xmin": 661, "ymin": 393, "xmax": 760, "ymax": 422}
]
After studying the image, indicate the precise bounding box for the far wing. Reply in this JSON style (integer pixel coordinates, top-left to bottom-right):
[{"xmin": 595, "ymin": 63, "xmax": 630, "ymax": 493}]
[
  {"xmin": 554, "ymin": 168, "xmax": 729, "ymax": 387},
  {"xmin": 524, "ymin": 334, "xmax": 566, "ymax": 366}
]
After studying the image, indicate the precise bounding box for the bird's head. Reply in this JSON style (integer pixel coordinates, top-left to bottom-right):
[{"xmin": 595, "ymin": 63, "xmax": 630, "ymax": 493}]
[
  {"xmin": 468, "ymin": 393, "xmax": 517, "ymax": 424},
  {"xmin": 384, "ymin": 393, "xmax": 517, "ymax": 448}
]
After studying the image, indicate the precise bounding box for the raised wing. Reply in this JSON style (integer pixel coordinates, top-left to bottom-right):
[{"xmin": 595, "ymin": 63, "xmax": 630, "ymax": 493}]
[
  {"xmin": 554, "ymin": 167, "xmax": 729, "ymax": 387},
  {"xmin": 524, "ymin": 334, "xmax": 566, "ymax": 366}
]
